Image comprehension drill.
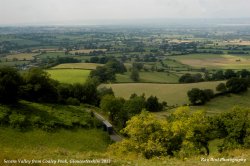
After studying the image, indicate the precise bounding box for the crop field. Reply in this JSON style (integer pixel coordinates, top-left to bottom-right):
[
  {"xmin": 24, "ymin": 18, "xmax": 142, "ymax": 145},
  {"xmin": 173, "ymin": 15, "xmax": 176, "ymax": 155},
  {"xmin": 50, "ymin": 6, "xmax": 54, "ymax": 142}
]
[
  {"xmin": 116, "ymin": 71, "xmax": 179, "ymax": 83},
  {"xmin": 47, "ymin": 69, "xmax": 90, "ymax": 84},
  {"xmin": 69, "ymin": 49, "xmax": 107, "ymax": 54},
  {"xmin": 103, "ymin": 81, "xmax": 224, "ymax": 105},
  {"xmin": 171, "ymin": 54, "xmax": 250, "ymax": 69},
  {"xmin": 5, "ymin": 53, "xmax": 37, "ymax": 61},
  {"xmin": 53, "ymin": 63, "xmax": 103, "ymax": 70}
]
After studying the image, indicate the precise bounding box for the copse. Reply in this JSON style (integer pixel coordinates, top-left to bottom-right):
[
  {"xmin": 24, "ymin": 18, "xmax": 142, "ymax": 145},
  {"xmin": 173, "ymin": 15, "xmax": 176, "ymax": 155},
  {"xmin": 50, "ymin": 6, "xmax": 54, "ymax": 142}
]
[
  {"xmin": 0, "ymin": 66, "xmax": 22, "ymax": 104},
  {"xmin": 187, "ymin": 88, "xmax": 214, "ymax": 105}
]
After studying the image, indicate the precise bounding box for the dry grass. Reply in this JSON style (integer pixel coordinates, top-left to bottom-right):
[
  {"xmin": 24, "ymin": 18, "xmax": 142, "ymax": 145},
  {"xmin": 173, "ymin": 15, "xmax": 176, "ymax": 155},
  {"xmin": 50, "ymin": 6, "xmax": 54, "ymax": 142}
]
[{"xmin": 103, "ymin": 81, "xmax": 224, "ymax": 105}]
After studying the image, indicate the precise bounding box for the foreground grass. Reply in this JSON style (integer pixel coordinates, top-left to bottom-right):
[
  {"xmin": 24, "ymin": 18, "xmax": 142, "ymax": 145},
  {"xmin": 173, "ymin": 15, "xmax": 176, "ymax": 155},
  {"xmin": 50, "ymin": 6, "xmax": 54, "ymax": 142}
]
[
  {"xmin": 47, "ymin": 69, "xmax": 90, "ymax": 84},
  {"xmin": 104, "ymin": 81, "xmax": 224, "ymax": 105},
  {"xmin": 0, "ymin": 128, "xmax": 248, "ymax": 166}
]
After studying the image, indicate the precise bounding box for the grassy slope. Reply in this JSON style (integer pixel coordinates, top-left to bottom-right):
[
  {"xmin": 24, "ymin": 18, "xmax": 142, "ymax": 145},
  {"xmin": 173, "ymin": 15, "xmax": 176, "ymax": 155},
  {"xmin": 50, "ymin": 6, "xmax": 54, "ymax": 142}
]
[
  {"xmin": 0, "ymin": 101, "xmax": 111, "ymax": 164},
  {"xmin": 104, "ymin": 81, "xmax": 224, "ymax": 105},
  {"xmin": 191, "ymin": 90, "xmax": 250, "ymax": 115},
  {"xmin": 47, "ymin": 69, "xmax": 90, "ymax": 84}
]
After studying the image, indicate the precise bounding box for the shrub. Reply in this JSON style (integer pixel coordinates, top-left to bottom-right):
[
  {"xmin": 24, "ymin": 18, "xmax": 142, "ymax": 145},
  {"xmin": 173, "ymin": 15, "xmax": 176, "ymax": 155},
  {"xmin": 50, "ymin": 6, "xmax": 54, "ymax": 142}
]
[
  {"xmin": 66, "ymin": 97, "xmax": 80, "ymax": 106},
  {"xmin": 9, "ymin": 113, "xmax": 26, "ymax": 128}
]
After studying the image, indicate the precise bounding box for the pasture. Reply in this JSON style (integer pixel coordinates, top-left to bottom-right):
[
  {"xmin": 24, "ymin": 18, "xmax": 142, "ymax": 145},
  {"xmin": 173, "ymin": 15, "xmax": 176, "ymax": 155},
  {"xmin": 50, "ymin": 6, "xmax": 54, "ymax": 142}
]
[
  {"xmin": 103, "ymin": 81, "xmax": 224, "ymax": 105},
  {"xmin": 5, "ymin": 53, "xmax": 37, "ymax": 61},
  {"xmin": 53, "ymin": 63, "xmax": 103, "ymax": 70},
  {"xmin": 171, "ymin": 54, "xmax": 250, "ymax": 70},
  {"xmin": 47, "ymin": 69, "xmax": 90, "ymax": 84}
]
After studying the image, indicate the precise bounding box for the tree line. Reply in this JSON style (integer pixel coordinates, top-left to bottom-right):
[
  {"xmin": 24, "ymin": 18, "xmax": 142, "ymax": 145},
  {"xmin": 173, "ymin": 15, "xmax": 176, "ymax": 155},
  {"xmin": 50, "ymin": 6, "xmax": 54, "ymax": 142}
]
[
  {"xmin": 187, "ymin": 77, "xmax": 250, "ymax": 105},
  {"xmin": 0, "ymin": 66, "xmax": 112, "ymax": 106}
]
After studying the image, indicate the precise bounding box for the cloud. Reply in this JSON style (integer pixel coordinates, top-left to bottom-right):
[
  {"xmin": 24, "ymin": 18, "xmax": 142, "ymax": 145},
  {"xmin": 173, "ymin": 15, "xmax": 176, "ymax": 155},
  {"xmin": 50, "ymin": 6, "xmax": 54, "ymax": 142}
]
[{"xmin": 0, "ymin": 0, "xmax": 249, "ymax": 25}]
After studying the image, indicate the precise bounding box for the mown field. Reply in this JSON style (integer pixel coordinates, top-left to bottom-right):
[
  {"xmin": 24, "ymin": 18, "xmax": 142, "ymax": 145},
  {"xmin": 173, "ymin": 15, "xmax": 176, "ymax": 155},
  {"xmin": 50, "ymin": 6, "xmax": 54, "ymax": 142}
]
[
  {"xmin": 104, "ymin": 81, "xmax": 224, "ymax": 105},
  {"xmin": 47, "ymin": 69, "xmax": 90, "ymax": 84},
  {"xmin": 116, "ymin": 71, "xmax": 179, "ymax": 83},
  {"xmin": 53, "ymin": 63, "xmax": 103, "ymax": 70},
  {"xmin": 171, "ymin": 54, "xmax": 250, "ymax": 70}
]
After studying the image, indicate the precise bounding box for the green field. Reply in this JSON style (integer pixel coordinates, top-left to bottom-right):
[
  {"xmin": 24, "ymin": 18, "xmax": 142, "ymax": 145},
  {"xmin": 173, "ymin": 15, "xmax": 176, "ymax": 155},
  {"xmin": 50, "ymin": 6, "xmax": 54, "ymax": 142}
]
[
  {"xmin": 103, "ymin": 81, "xmax": 224, "ymax": 105},
  {"xmin": 53, "ymin": 63, "xmax": 103, "ymax": 70},
  {"xmin": 116, "ymin": 71, "xmax": 179, "ymax": 83},
  {"xmin": 171, "ymin": 54, "xmax": 250, "ymax": 70},
  {"xmin": 47, "ymin": 69, "xmax": 90, "ymax": 84}
]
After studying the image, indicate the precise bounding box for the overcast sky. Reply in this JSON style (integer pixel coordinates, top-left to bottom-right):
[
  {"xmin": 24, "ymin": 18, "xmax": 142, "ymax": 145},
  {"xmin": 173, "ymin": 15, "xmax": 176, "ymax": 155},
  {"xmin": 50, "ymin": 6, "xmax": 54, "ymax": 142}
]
[{"xmin": 0, "ymin": 0, "xmax": 250, "ymax": 25}]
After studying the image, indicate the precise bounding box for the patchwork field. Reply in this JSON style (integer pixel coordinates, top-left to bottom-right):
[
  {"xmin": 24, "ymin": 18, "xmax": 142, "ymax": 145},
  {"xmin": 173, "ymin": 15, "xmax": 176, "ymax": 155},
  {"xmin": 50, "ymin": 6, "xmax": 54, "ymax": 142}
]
[
  {"xmin": 171, "ymin": 54, "xmax": 250, "ymax": 69},
  {"xmin": 53, "ymin": 63, "xmax": 103, "ymax": 70},
  {"xmin": 47, "ymin": 69, "xmax": 90, "ymax": 84},
  {"xmin": 5, "ymin": 53, "xmax": 37, "ymax": 61},
  {"xmin": 103, "ymin": 81, "xmax": 224, "ymax": 105}
]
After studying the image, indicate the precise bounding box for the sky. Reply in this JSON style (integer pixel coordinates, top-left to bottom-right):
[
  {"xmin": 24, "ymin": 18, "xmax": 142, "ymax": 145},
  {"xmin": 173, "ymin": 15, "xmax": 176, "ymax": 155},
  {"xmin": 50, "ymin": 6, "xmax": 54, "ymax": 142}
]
[{"xmin": 0, "ymin": 0, "xmax": 250, "ymax": 25}]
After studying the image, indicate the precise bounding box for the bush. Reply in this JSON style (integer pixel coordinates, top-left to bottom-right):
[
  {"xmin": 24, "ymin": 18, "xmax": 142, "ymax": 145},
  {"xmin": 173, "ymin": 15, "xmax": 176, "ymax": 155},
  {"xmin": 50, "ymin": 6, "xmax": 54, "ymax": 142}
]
[
  {"xmin": 0, "ymin": 66, "xmax": 22, "ymax": 104},
  {"xmin": 9, "ymin": 113, "xmax": 26, "ymax": 128},
  {"xmin": 66, "ymin": 97, "xmax": 80, "ymax": 106}
]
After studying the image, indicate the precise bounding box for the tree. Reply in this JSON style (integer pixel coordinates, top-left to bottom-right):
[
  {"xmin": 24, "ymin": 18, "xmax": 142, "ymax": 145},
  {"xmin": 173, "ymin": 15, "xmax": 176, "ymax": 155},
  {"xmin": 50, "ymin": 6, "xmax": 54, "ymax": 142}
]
[
  {"xmin": 108, "ymin": 107, "xmax": 210, "ymax": 159},
  {"xmin": 145, "ymin": 96, "xmax": 163, "ymax": 112},
  {"xmin": 123, "ymin": 95, "xmax": 146, "ymax": 117},
  {"xmin": 226, "ymin": 78, "xmax": 248, "ymax": 93},
  {"xmin": 106, "ymin": 59, "xmax": 127, "ymax": 74},
  {"xmin": 212, "ymin": 70, "xmax": 224, "ymax": 80},
  {"xmin": 21, "ymin": 68, "xmax": 59, "ymax": 103},
  {"xmin": 0, "ymin": 66, "xmax": 22, "ymax": 104},
  {"xmin": 187, "ymin": 88, "xmax": 206, "ymax": 105},
  {"xmin": 203, "ymin": 89, "xmax": 214, "ymax": 101},
  {"xmin": 224, "ymin": 69, "xmax": 237, "ymax": 79},
  {"xmin": 210, "ymin": 107, "xmax": 250, "ymax": 151},
  {"xmin": 130, "ymin": 68, "xmax": 139, "ymax": 82},
  {"xmin": 100, "ymin": 95, "xmax": 125, "ymax": 127},
  {"xmin": 90, "ymin": 66, "xmax": 115, "ymax": 83},
  {"xmin": 216, "ymin": 83, "xmax": 227, "ymax": 93},
  {"xmin": 239, "ymin": 69, "xmax": 250, "ymax": 78}
]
